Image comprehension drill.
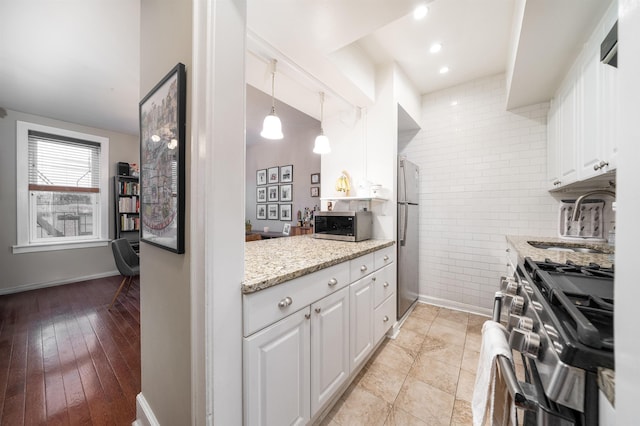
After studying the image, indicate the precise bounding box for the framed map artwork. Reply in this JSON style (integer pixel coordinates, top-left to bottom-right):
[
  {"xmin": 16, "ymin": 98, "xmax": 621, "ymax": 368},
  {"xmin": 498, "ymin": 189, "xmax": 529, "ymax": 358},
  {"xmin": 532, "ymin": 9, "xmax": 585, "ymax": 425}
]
[{"xmin": 139, "ymin": 63, "xmax": 186, "ymax": 253}]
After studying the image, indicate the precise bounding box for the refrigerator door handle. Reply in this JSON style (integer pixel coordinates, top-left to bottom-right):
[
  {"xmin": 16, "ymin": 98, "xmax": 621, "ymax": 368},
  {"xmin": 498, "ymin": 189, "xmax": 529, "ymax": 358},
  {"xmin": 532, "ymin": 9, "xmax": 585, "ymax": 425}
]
[
  {"xmin": 399, "ymin": 203, "xmax": 408, "ymax": 246},
  {"xmin": 400, "ymin": 161, "xmax": 407, "ymax": 203}
]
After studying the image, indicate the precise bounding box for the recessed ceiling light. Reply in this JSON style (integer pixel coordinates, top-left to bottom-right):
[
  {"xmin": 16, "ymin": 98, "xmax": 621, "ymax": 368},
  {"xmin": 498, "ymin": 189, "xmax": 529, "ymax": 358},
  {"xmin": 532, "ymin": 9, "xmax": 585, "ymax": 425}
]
[
  {"xmin": 439, "ymin": 66, "xmax": 449, "ymax": 74},
  {"xmin": 413, "ymin": 5, "xmax": 428, "ymax": 20},
  {"xmin": 430, "ymin": 43, "xmax": 442, "ymax": 54}
]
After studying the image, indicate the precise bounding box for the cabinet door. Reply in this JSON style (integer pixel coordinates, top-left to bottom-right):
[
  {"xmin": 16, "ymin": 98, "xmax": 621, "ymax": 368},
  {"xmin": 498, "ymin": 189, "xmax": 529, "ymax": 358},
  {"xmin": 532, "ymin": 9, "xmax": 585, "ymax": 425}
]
[
  {"xmin": 244, "ymin": 308, "xmax": 311, "ymax": 426},
  {"xmin": 547, "ymin": 101, "xmax": 561, "ymax": 189},
  {"xmin": 311, "ymin": 287, "xmax": 350, "ymax": 416},
  {"xmin": 579, "ymin": 49, "xmax": 602, "ymax": 179},
  {"xmin": 350, "ymin": 276, "xmax": 374, "ymax": 372},
  {"xmin": 559, "ymin": 82, "xmax": 578, "ymax": 185},
  {"xmin": 600, "ymin": 61, "xmax": 618, "ymax": 170}
]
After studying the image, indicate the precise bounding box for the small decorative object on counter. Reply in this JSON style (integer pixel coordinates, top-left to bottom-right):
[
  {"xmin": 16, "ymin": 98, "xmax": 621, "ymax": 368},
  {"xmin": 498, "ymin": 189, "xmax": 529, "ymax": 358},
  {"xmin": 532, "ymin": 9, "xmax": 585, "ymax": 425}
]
[
  {"xmin": 245, "ymin": 220, "xmax": 252, "ymax": 233},
  {"xmin": 335, "ymin": 170, "xmax": 351, "ymax": 196}
]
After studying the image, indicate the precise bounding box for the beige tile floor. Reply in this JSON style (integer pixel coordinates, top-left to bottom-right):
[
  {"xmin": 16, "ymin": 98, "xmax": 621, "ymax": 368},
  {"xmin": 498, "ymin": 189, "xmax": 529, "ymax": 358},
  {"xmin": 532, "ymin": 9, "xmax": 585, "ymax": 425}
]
[{"xmin": 319, "ymin": 303, "xmax": 490, "ymax": 426}]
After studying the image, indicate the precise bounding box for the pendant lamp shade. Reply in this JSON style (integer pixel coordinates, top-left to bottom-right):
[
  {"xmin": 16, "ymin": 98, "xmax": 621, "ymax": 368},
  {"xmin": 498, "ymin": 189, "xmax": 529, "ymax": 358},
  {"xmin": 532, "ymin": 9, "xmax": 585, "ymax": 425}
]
[
  {"xmin": 313, "ymin": 92, "xmax": 331, "ymax": 154},
  {"xmin": 261, "ymin": 59, "xmax": 284, "ymax": 140}
]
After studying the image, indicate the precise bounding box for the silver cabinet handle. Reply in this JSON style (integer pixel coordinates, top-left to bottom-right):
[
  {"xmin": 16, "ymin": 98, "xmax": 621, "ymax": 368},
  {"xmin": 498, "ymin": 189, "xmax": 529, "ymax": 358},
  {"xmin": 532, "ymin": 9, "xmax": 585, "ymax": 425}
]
[
  {"xmin": 383, "ymin": 316, "xmax": 389, "ymax": 322},
  {"xmin": 594, "ymin": 160, "xmax": 609, "ymax": 171},
  {"xmin": 278, "ymin": 296, "xmax": 293, "ymax": 308},
  {"xmin": 383, "ymin": 255, "xmax": 389, "ymax": 261},
  {"xmin": 305, "ymin": 313, "xmax": 310, "ymax": 320},
  {"xmin": 360, "ymin": 265, "xmax": 367, "ymax": 272},
  {"xmin": 372, "ymin": 276, "xmax": 377, "ymax": 281},
  {"xmin": 315, "ymin": 307, "xmax": 321, "ymax": 313},
  {"xmin": 383, "ymin": 282, "xmax": 389, "ymax": 288},
  {"xmin": 328, "ymin": 278, "xmax": 338, "ymax": 287}
]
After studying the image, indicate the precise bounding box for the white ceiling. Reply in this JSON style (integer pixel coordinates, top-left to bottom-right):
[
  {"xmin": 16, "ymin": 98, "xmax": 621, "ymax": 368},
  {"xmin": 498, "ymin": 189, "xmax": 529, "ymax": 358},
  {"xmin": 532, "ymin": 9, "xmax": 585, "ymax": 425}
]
[{"xmin": 0, "ymin": 0, "xmax": 614, "ymax": 136}]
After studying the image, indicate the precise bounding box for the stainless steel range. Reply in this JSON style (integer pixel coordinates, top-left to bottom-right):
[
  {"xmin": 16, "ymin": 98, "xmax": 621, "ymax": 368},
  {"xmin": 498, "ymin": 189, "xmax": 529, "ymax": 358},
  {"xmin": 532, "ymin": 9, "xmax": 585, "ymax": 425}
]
[{"xmin": 494, "ymin": 257, "xmax": 614, "ymax": 425}]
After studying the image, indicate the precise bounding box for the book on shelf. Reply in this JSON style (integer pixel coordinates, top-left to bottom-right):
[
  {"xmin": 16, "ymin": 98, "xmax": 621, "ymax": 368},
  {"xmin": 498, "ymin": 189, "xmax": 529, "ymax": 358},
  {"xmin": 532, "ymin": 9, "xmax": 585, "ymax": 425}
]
[
  {"xmin": 118, "ymin": 181, "xmax": 139, "ymax": 196},
  {"xmin": 120, "ymin": 214, "xmax": 140, "ymax": 231},
  {"xmin": 118, "ymin": 197, "xmax": 140, "ymax": 213}
]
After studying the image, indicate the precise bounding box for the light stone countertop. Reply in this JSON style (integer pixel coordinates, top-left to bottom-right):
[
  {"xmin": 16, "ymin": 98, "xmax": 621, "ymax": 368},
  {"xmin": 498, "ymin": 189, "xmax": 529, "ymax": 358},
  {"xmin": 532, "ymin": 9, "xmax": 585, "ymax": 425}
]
[
  {"xmin": 506, "ymin": 235, "xmax": 614, "ymax": 267},
  {"xmin": 243, "ymin": 235, "xmax": 395, "ymax": 294}
]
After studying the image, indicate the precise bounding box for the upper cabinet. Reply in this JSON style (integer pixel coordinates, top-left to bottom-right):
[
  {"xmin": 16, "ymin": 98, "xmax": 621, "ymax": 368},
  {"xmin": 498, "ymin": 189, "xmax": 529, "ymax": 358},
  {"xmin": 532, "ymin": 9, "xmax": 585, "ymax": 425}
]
[{"xmin": 548, "ymin": 3, "xmax": 618, "ymax": 191}]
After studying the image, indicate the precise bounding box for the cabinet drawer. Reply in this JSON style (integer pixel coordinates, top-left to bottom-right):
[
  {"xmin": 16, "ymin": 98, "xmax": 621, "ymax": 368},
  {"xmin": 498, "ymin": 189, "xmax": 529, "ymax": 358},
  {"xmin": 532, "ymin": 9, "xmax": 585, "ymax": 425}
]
[
  {"xmin": 350, "ymin": 253, "xmax": 374, "ymax": 281},
  {"xmin": 373, "ymin": 264, "xmax": 396, "ymax": 307},
  {"xmin": 243, "ymin": 263, "xmax": 350, "ymax": 337},
  {"xmin": 374, "ymin": 294, "xmax": 396, "ymax": 343},
  {"xmin": 374, "ymin": 245, "xmax": 395, "ymax": 270}
]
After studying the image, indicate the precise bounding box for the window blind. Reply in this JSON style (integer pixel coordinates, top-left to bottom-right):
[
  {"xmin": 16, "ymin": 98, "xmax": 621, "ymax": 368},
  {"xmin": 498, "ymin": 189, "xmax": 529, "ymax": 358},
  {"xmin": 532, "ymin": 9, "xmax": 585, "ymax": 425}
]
[{"xmin": 28, "ymin": 130, "xmax": 101, "ymax": 193}]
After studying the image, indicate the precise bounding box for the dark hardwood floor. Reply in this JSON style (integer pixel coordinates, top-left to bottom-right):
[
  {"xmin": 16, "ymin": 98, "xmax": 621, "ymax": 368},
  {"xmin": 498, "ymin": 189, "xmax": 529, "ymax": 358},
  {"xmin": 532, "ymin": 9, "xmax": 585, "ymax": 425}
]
[{"xmin": 0, "ymin": 275, "xmax": 140, "ymax": 425}]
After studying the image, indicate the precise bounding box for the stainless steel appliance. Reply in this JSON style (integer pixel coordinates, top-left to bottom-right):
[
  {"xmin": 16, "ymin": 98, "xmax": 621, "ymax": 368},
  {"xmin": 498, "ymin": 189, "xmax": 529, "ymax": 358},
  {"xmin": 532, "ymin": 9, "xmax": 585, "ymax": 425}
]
[
  {"xmin": 493, "ymin": 258, "xmax": 614, "ymax": 425},
  {"xmin": 313, "ymin": 211, "xmax": 372, "ymax": 242},
  {"xmin": 397, "ymin": 158, "xmax": 419, "ymax": 319}
]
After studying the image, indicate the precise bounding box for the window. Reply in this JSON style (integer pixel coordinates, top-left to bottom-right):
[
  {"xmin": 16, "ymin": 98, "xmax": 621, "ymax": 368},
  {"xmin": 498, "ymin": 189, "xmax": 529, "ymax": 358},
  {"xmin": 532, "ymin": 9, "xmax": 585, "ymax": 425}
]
[{"xmin": 14, "ymin": 121, "xmax": 109, "ymax": 253}]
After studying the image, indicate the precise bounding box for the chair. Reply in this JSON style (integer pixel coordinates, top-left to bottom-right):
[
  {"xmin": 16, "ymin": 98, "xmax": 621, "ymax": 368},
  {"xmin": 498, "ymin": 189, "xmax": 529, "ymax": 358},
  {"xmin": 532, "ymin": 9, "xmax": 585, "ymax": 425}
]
[{"xmin": 109, "ymin": 238, "xmax": 140, "ymax": 309}]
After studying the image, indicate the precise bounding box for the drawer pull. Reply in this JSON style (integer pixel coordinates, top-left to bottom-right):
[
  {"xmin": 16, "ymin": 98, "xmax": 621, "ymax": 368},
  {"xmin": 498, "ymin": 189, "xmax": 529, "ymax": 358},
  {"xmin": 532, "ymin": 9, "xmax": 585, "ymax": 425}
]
[
  {"xmin": 360, "ymin": 265, "xmax": 368, "ymax": 272},
  {"xmin": 315, "ymin": 307, "xmax": 321, "ymax": 314},
  {"xmin": 383, "ymin": 255, "xmax": 389, "ymax": 261},
  {"xmin": 305, "ymin": 313, "xmax": 310, "ymax": 320},
  {"xmin": 278, "ymin": 297, "xmax": 293, "ymax": 308},
  {"xmin": 383, "ymin": 282, "xmax": 389, "ymax": 288},
  {"xmin": 372, "ymin": 276, "xmax": 377, "ymax": 281},
  {"xmin": 328, "ymin": 278, "xmax": 338, "ymax": 287},
  {"xmin": 383, "ymin": 315, "xmax": 389, "ymax": 322}
]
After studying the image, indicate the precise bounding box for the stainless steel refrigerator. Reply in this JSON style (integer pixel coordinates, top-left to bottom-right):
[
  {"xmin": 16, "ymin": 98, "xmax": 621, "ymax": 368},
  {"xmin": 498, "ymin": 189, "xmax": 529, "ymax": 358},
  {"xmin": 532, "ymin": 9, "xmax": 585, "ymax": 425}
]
[{"xmin": 397, "ymin": 158, "xmax": 419, "ymax": 319}]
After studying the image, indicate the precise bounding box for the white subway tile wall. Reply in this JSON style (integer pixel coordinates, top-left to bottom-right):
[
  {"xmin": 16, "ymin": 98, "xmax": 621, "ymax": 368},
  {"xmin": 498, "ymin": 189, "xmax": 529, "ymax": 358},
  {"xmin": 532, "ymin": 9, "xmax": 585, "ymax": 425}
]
[{"xmin": 401, "ymin": 74, "xmax": 559, "ymax": 310}]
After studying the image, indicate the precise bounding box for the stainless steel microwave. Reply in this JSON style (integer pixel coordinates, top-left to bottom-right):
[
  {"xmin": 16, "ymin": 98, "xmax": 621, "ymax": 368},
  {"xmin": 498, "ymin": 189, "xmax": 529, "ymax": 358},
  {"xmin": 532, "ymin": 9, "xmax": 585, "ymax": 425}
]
[{"xmin": 313, "ymin": 211, "xmax": 372, "ymax": 242}]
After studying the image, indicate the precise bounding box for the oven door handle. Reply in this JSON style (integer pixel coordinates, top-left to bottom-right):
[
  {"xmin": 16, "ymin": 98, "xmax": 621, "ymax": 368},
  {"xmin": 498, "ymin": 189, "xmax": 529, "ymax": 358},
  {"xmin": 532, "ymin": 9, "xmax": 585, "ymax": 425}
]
[{"xmin": 495, "ymin": 355, "xmax": 538, "ymax": 411}]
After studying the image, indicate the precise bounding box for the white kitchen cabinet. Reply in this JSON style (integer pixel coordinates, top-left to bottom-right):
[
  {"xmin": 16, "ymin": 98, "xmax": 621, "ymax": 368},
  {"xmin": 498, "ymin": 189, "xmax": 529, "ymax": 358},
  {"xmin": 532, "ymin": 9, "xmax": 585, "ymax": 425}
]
[
  {"xmin": 244, "ymin": 307, "xmax": 311, "ymax": 426},
  {"xmin": 578, "ymin": 46, "xmax": 601, "ymax": 178},
  {"xmin": 599, "ymin": 60, "xmax": 618, "ymax": 172},
  {"xmin": 349, "ymin": 274, "xmax": 374, "ymax": 371},
  {"xmin": 374, "ymin": 293, "xmax": 396, "ymax": 343},
  {"xmin": 310, "ymin": 286, "xmax": 350, "ymax": 416},
  {"xmin": 547, "ymin": 80, "xmax": 578, "ymax": 190}
]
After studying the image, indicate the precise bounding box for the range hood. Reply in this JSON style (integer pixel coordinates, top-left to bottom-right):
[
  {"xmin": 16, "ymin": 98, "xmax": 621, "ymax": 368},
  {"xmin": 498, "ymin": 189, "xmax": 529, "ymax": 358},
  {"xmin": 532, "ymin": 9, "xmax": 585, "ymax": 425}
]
[{"xmin": 601, "ymin": 21, "xmax": 617, "ymax": 68}]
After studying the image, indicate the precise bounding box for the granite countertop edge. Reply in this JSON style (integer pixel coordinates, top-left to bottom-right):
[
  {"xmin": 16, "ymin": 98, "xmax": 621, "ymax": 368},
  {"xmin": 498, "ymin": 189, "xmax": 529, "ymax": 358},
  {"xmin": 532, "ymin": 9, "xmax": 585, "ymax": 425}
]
[
  {"xmin": 242, "ymin": 237, "xmax": 395, "ymax": 294},
  {"xmin": 505, "ymin": 235, "xmax": 614, "ymax": 267}
]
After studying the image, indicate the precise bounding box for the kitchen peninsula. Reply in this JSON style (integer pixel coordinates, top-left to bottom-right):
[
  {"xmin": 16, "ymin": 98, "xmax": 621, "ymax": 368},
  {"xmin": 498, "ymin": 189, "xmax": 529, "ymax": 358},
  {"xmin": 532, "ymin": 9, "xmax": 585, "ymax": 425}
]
[{"xmin": 242, "ymin": 235, "xmax": 396, "ymax": 425}]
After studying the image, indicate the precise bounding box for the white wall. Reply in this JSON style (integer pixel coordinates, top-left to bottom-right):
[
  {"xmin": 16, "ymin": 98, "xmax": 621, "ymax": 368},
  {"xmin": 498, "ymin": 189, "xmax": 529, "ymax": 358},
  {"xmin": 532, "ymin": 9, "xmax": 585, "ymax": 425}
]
[
  {"xmin": 401, "ymin": 74, "xmax": 558, "ymax": 311},
  {"xmin": 615, "ymin": 0, "xmax": 640, "ymax": 420},
  {"xmin": 0, "ymin": 108, "xmax": 138, "ymax": 294},
  {"xmin": 138, "ymin": 0, "xmax": 192, "ymax": 423}
]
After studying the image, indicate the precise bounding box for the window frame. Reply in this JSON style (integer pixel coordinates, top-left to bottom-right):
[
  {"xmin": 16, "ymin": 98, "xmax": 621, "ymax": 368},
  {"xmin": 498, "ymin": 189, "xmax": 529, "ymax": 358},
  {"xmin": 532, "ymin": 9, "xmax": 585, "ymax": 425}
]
[{"xmin": 13, "ymin": 121, "xmax": 110, "ymax": 254}]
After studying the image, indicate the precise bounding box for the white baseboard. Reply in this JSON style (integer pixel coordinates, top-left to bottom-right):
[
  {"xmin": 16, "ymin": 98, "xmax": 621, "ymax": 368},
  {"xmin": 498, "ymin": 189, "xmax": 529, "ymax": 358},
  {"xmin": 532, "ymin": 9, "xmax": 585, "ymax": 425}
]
[
  {"xmin": 0, "ymin": 270, "xmax": 119, "ymax": 296},
  {"xmin": 135, "ymin": 393, "xmax": 160, "ymax": 426},
  {"xmin": 418, "ymin": 295, "xmax": 492, "ymax": 318}
]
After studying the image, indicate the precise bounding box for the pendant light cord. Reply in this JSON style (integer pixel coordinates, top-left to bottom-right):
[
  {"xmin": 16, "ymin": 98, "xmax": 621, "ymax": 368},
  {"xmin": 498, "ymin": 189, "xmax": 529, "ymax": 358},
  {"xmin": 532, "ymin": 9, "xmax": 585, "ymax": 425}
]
[
  {"xmin": 319, "ymin": 92, "xmax": 325, "ymax": 133},
  {"xmin": 270, "ymin": 59, "xmax": 277, "ymax": 113}
]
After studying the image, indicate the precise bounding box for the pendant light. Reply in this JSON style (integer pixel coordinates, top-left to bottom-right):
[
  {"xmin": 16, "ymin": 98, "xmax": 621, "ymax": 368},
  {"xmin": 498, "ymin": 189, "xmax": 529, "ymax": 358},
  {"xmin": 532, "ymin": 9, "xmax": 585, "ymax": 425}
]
[
  {"xmin": 260, "ymin": 59, "xmax": 284, "ymax": 140},
  {"xmin": 313, "ymin": 92, "xmax": 331, "ymax": 154}
]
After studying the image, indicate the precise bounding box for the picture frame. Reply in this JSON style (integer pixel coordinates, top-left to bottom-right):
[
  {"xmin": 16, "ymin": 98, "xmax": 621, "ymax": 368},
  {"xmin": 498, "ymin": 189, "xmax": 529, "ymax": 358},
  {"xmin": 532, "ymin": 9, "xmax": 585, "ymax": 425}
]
[
  {"xmin": 256, "ymin": 204, "xmax": 267, "ymax": 220},
  {"xmin": 256, "ymin": 187, "xmax": 267, "ymax": 203},
  {"xmin": 139, "ymin": 63, "xmax": 186, "ymax": 254},
  {"xmin": 310, "ymin": 186, "xmax": 320, "ymax": 197},
  {"xmin": 311, "ymin": 173, "xmax": 320, "ymax": 184},
  {"xmin": 282, "ymin": 223, "xmax": 291, "ymax": 235},
  {"xmin": 256, "ymin": 169, "xmax": 267, "ymax": 186},
  {"xmin": 280, "ymin": 165, "xmax": 293, "ymax": 183},
  {"xmin": 267, "ymin": 185, "xmax": 279, "ymax": 202},
  {"xmin": 279, "ymin": 204, "xmax": 292, "ymax": 221},
  {"xmin": 267, "ymin": 204, "xmax": 278, "ymax": 220},
  {"xmin": 280, "ymin": 184, "xmax": 292, "ymax": 202},
  {"xmin": 268, "ymin": 166, "xmax": 279, "ymax": 184}
]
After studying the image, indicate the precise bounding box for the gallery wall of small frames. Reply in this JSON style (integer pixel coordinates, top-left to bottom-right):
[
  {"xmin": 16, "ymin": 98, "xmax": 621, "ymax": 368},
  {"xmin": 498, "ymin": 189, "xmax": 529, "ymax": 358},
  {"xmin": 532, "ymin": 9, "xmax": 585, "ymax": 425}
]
[{"xmin": 256, "ymin": 165, "xmax": 294, "ymax": 221}]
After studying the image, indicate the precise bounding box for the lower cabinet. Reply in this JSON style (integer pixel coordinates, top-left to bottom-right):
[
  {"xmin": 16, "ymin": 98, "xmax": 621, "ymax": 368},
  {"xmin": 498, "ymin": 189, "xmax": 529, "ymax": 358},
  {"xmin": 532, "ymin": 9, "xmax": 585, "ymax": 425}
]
[
  {"xmin": 349, "ymin": 275, "xmax": 374, "ymax": 372},
  {"xmin": 243, "ymin": 245, "xmax": 396, "ymax": 426},
  {"xmin": 311, "ymin": 287, "xmax": 350, "ymax": 415},
  {"xmin": 244, "ymin": 308, "xmax": 311, "ymax": 426}
]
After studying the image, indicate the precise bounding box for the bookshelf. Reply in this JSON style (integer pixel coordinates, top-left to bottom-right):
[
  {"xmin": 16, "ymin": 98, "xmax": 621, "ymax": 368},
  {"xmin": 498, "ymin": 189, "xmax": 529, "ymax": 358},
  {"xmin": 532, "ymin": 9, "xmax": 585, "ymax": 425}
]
[{"xmin": 114, "ymin": 175, "xmax": 140, "ymax": 251}]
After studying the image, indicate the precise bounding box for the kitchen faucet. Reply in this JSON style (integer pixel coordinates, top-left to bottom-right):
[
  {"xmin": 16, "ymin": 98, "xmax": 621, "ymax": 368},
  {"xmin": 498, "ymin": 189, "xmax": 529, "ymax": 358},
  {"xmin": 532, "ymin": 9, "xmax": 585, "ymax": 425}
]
[{"xmin": 571, "ymin": 190, "xmax": 616, "ymax": 222}]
